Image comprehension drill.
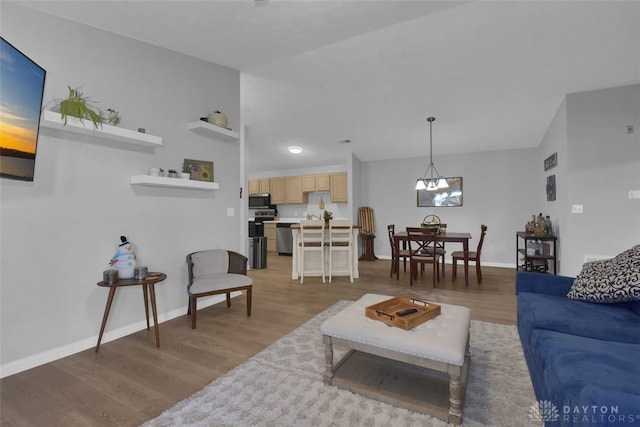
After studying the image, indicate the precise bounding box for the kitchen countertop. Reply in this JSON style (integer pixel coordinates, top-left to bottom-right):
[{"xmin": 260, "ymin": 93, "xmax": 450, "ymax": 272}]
[
  {"xmin": 263, "ymin": 217, "xmax": 351, "ymax": 224},
  {"xmin": 263, "ymin": 218, "xmax": 302, "ymax": 224}
]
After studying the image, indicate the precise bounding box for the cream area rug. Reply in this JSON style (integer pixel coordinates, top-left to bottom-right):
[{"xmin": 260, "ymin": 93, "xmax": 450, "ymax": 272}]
[{"xmin": 142, "ymin": 301, "xmax": 539, "ymax": 427}]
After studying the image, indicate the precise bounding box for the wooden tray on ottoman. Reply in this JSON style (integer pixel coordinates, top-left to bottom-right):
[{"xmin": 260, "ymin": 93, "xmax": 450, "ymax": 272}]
[{"xmin": 365, "ymin": 296, "xmax": 441, "ymax": 330}]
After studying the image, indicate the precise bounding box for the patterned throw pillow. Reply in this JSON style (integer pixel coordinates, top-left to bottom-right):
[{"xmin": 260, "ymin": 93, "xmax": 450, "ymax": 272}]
[{"xmin": 567, "ymin": 245, "xmax": 640, "ymax": 303}]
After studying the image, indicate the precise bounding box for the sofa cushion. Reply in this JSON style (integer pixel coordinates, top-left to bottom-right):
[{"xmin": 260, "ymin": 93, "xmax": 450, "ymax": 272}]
[
  {"xmin": 518, "ymin": 292, "xmax": 640, "ymax": 344},
  {"xmin": 567, "ymin": 245, "xmax": 640, "ymax": 303},
  {"xmin": 529, "ymin": 329, "xmax": 640, "ymax": 423}
]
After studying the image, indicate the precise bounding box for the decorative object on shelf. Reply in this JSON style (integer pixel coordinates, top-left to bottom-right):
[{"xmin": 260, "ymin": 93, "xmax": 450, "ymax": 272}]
[
  {"xmin": 108, "ymin": 236, "xmax": 137, "ymax": 279},
  {"xmin": 58, "ymin": 85, "xmax": 103, "ymax": 129},
  {"xmin": 525, "ymin": 213, "xmax": 554, "ymax": 236},
  {"xmin": 544, "ymin": 152, "xmax": 558, "ymax": 171},
  {"xmin": 546, "ymin": 174, "xmax": 556, "ymax": 201},
  {"xmin": 168, "ymin": 169, "xmax": 178, "ymax": 178},
  {"xmin": 134, "ymin": 265, "xmax": 148, "ymax": 280},
  {"xmin": 148, "ymin": 167, "xmax": 159, "ymax": 176},
  {"xmin": 104, "ymin": 108, "xmax": 121, "ymax": 126},
  {"xmin": 415, "ymin": 116, "xmax": 449, "ymax": 191},
  {"xmin": 207, "ymin": 110, "xmax": 228, "ymax": 129},
  {"xmin": 180, "ymin": 172, "xmax": 190, "ymax": 180},
  {"xmin": 159, "ymin": 168, "xmax": 165, "ymax": 177},
  {"xmin": 138, "ymin": 128, "xmax": 145, "ymax": 133},
  {"xmin": 417, "ymin": 177, "xmax": 463, "ymax": 207},
  {"xmin": 103, "ymin": 269, "xmax": 118, "ymax": 284},
  {"xmin": 183, "ymin": 158, "xmax": 213, "ymax": 182}
]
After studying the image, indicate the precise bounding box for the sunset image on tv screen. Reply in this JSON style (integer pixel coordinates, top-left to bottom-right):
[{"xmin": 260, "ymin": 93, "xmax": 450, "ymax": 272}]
[{"xmin": 0, "ymin": 37, "xmax": 46, "ymax": 181}]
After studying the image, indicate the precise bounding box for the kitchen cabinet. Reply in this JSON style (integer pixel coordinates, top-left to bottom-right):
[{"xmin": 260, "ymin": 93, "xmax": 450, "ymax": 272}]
[
  {"xmin": 259, "ymin": 178, "xmax": 270, "ymax": 194},
  {"xmin": 316, "ymin": 174, "xmax": 330, "ymax": 191},
  {"xmin": 285, "ymin": 176, "xmax": 308, "ymax": 204},
  {"xmin": 265, "ymin": 223, "xmax": 277, "ymax": 253},
  {"xmin": 270, "ymin": 177, "xmax": 286, "ymax": 204},
  {"xmin": 248, "ymin": 179, "xmax": 260, "ymax": 195},
  {"xmin": 330, "ymin": 172, "xmax": 348, "ymax": 202},
  {"xmin": 248, "ymin": 178, "xmax": 270, "ymax": 195},
  {"xmin": 252, "ymin": 172, "xmax": 346, "ymax": 205},
  {"xmin": 301, "ymin": 175, "xmax": 316, "ymax": 192}
]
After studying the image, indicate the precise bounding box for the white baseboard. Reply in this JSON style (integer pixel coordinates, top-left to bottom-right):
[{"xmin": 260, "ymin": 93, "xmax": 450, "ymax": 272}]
[{"xmin": 0, "ymin": 292, "xmax": 241, "ymax": 379}]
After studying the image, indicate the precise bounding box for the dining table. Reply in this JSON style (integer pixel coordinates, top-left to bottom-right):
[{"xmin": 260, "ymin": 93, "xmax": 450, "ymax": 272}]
[{"xmin": 393, "ymin": 231, "xmax": 473, "ymax": 286}]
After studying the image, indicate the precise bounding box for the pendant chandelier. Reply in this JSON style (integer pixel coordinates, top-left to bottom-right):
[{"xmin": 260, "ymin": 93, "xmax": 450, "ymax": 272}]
[{"xmin": 415, "ymin": 116, "xmax": 449, "ymax": 191}]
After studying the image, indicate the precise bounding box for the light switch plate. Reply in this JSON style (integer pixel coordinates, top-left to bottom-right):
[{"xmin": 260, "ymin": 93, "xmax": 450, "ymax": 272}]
[
  {"xmin": 227, "ymin": 207, "xmax": 235, "ymax": 216},
  {"xmin": 629, "ymin": 190, "xmax": 640, "ymax": 199},
  {"xmin": 571, "ymin": 204, "xmax": 583, "ymax": 213}
]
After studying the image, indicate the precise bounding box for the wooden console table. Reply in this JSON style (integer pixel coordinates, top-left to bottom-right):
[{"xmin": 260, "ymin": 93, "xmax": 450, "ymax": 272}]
[{"xmin": 95, "ymin": 272, "xmax": 167, "ymax": 352}]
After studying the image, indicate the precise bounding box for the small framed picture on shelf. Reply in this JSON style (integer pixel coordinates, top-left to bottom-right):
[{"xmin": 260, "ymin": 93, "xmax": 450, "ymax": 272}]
[{"xmin": 183, "ymin": 159, "xmax": 213, "ymax": 182}]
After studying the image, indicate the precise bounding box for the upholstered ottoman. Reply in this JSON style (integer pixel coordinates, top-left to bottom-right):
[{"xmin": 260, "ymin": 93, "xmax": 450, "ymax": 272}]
[{"xmin": 320, "ymin": 293, "xmax": 471, "ymax": 424}]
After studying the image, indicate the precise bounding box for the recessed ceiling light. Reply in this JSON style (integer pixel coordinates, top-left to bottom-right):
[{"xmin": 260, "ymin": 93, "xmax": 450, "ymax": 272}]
[
  {"xmin": 339, "ymin": 139, "xmax": 351, "ymax": 144},
  {"xmin": 287, "ymin": 146, "xmax": 303, "ymax": 154}
]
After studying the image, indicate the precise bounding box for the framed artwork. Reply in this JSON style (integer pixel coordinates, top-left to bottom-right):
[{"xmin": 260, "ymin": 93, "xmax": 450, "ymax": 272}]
[
  {"xmin": 417, "ymin": 177, "xmax": 463, "ymax": 207},
  {"xmin": 544, "ymin": 153, "xmax": 557, "ymax": 171},
  {"xmin": 183, "ymin": 159, "xmax": 213, "ymax": 182},
  {"xmin": 546, "ymin": 175, "xmax": 556, "ymax": 201}
]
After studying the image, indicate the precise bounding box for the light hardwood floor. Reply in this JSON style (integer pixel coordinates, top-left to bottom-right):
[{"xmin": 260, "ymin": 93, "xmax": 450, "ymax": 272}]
[{"xmin": 0, "ymin": 254, "xmax": 517, "ymax": 426}]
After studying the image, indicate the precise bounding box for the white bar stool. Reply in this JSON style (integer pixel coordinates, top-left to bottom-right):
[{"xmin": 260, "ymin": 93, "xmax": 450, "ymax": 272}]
[
  {"xmin": 327, "ymin": 219, "xmax": 353, "ymax": 283},
  {"xmin": 299, "ymin": 219, "xmax": 325, "ymax": 283}
]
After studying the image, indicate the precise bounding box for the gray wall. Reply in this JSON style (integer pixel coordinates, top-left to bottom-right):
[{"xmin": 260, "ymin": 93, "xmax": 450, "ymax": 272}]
[
  {"xmin": 364, "ymin": 84, "xmax": 640, "ymax": 276},
  {"xmin": 362, "ymin": 148, "xmax": 540, "ymax": 267},
  {"xmin": 1, "ymin": 4, "xmax": 241, "ymax": 374},
  {"xmin": 563, "ymin": 85, "xmax": 640, "ymax": 275},
  {"xmin": 539, "ymin": 98, "xmax": 569, "ymax": 271}
]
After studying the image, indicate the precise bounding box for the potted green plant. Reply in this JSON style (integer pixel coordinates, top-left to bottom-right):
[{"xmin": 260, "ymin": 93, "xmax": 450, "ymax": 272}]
[
  {"xmin": 168, "ymin": 169, "xmax": 178, "ymax": 178},
  {"xmin": 323, "ymin": 210, "xmax": 333, "ymax": 224},
  {"xmin": 58, "ymin": 86, "xmax": 103, "ymax": 129}
]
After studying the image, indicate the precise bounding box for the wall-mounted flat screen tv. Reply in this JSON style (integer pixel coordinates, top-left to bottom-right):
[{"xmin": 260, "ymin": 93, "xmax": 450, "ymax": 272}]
[{"xmin": 0, "ymin": 36, "xmax": 47, "ymax": 182}]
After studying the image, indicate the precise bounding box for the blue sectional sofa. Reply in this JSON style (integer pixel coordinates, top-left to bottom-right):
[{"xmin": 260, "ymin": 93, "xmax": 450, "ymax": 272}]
[{"xmin": 516, "ymin": 271, "xmax": 640, "ymax": 427}]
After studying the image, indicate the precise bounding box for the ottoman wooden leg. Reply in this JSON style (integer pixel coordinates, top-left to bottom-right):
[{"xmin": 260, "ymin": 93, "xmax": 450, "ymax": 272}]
[
  {"xmin": 323, "ymin": 335, "xmax": 334, "ymax": 385},
  {"xmin": 448, "ymin": 365, "xmax": 463, "ymax": 425}
]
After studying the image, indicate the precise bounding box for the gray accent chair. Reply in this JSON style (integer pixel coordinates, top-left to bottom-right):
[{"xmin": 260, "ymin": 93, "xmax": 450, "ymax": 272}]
[{"xmin": 186, "ymin": 249, "xmax": 253, "ymax": 329}]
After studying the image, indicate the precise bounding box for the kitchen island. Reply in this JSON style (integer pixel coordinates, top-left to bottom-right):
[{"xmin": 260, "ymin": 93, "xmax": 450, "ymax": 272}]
[{"xmin": 290, "ymin": 223, "xmax": 360, "ymax": 281}]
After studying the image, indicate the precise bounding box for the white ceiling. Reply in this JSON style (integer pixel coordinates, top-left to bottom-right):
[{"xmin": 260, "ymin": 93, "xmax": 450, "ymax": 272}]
[{"xmin": 19, "ymin": 1, "xmax": 640, "ymax": 173}]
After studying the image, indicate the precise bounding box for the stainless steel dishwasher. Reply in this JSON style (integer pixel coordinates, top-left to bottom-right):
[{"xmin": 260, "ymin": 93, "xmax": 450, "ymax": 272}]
[{"xmin": 276, "ymin": 223, "xmax": 294, "ymax": 255}]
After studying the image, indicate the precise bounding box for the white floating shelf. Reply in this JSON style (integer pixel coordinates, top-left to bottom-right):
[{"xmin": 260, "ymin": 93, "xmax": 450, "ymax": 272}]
[
  {"xmin": 188, "ymin": 120, "xmax": 239, "ymax": 141},
  {"xmin": 41, "ymin": 110, "xmax": 162, "ymax": 147},
  {"xmin": 131, "ymin": 175, "xmax": 219, "ymax": 190}
]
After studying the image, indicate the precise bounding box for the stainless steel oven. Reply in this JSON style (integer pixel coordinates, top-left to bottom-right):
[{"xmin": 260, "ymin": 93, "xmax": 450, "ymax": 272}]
[{"xmin": 249, "ymin": 209, "xmax": 275, "ymax": 237}]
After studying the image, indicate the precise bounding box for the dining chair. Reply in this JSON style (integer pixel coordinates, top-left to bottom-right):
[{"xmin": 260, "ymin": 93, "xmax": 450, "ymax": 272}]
[
  {"xmin": 299, "ymin": 219, "xmax": 325, "ymax": 284},
  {"xmin": 387, "ymin": 224, "xmax": 411, "ymax": 279},
  {"xmin": 327, "ymin": 219, "xmax": 353, "ymax": 283},
  {"xmin": 186, "ymin": 249, "xmax": 253, "ymax": 329},
  {"xmin": 452, "ymin": 224, "xmax": 488, "ymax": 285},
  {"xmin": 406, "ymin": 227, "xmax": 441, "ymax": 287}
]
